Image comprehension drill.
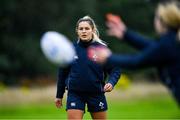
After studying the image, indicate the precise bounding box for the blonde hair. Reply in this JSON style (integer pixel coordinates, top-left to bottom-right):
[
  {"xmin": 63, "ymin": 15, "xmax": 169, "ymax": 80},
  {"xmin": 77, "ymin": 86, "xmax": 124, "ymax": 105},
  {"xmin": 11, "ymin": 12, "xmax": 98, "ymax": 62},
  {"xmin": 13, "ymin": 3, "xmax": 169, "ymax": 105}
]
[
  {"xmin": 157, "ymin": 0, "xmax": 180, "ymax": 39},
  {"xmin": 76, "ymin": 16, "xmax": 107, "ymax": 46}
]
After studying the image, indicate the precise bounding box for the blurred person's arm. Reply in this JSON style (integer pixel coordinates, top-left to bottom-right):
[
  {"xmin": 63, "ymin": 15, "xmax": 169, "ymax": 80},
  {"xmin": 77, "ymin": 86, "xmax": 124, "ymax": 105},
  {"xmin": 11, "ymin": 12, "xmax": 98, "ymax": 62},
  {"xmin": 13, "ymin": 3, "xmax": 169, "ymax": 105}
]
[
  {"xmin": 106, "ymin": 14, "xmax": 155, "ymax": 50},
  {"xmin": 106, "ymin": 43, "xmax": 169, "ymax": 69},
  {"xmin": 123, "ymin": 29, "xmax": 156, "ymax": 50}
]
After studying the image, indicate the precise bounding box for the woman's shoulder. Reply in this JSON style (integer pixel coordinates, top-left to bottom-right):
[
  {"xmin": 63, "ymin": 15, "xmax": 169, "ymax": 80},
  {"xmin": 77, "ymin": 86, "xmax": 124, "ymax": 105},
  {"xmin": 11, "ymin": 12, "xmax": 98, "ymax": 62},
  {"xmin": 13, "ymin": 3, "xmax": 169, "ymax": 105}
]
[
  {"xmin": 72, "ymin": 40, "xmax": 79, "ymax": 46},
  {"xmin": 92, "ymin": 41, "xmax": 107, "ymax": 47},
  {"xmin": 159, "ymin": 30, "xmax": 177, "ymax": 44}
]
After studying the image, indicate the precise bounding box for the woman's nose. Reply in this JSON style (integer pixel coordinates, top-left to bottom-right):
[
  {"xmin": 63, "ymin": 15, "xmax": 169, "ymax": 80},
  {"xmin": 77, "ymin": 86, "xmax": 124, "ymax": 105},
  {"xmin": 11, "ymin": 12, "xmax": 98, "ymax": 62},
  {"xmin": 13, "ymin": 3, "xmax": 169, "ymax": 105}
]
[{"xmin": 82, "ymin": 29, "xmax": 86, "ymax": 32}]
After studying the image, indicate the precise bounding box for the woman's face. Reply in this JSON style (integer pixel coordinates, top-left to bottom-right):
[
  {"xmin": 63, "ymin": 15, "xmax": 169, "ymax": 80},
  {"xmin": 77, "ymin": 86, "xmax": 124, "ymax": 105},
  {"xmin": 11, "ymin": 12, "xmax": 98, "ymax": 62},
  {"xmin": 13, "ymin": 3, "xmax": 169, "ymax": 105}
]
[
  {"xmin": 154, "ymin": 13, "xmax": 167, "ymax": 35},
  {"xmin": 77, "ymin": 21, "xmax": 94, "ymax": 42}
]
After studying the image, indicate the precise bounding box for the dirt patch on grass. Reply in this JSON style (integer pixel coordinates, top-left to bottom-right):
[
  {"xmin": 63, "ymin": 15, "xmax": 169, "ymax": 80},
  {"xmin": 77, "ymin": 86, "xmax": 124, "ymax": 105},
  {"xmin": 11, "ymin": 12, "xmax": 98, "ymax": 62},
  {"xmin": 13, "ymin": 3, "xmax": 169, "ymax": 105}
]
[
  {"xmin": 0, "ymin": 82, "xmax": 170, "ymax": 105},
  {"xmin": 106, "ymin": 82, "xmax": 170, "ymax": 100}
]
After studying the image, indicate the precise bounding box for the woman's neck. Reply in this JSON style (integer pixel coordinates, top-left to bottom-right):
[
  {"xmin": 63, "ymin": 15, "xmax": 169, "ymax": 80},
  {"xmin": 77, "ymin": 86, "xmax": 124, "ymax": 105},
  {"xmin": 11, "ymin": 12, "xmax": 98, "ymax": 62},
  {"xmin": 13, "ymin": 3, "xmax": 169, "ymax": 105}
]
[{"xmin": 79, "ymin": 39, "xmax": 93, "ymax": 47}]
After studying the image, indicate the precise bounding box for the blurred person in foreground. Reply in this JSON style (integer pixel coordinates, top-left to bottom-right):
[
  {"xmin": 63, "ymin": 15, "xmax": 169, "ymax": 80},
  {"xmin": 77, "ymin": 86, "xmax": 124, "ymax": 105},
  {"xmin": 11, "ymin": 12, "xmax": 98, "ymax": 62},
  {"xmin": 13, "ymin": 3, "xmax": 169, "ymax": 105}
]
[
  {"xmin": 88, "ymin": 1, "xmax": 180, "ymax": 106},
  {"xmin": 55, "ymin": 16, "xmax": 121, "ymax": 120}
]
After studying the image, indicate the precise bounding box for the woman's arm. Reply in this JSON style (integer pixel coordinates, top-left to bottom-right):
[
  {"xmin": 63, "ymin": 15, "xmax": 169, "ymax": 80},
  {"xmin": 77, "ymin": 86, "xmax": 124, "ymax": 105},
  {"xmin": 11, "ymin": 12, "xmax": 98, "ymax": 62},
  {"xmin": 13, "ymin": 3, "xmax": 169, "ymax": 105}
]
[
  {"xmin": 103, "ymin": 66, "xmax": 121, "ymax": 92},
  {"xmin": 56, "ymin": 66, "xmax": 70, "ymax": 99}
]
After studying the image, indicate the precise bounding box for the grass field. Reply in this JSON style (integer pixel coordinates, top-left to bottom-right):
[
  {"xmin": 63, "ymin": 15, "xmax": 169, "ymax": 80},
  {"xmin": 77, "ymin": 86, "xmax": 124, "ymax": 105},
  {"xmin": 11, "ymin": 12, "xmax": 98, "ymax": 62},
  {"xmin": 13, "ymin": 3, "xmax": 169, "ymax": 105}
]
[{"xmin": 0, "ymin": 83, "xmax": 180, "ymax": 119}]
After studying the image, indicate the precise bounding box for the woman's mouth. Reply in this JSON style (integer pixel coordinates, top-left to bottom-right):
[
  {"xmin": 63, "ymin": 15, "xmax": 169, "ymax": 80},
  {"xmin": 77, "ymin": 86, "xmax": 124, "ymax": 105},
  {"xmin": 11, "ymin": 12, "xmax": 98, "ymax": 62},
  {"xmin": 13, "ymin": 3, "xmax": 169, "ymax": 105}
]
[{"xmin": 82, "ymin": 35, "xmax": 87, "ymax": 38}]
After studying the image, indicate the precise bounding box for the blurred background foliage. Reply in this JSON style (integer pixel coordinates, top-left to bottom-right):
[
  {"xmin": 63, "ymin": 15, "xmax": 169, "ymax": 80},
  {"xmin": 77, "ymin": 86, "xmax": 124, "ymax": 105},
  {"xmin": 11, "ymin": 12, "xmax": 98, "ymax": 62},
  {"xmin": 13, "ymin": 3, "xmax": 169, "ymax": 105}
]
[{"xmin": 0, "ymin": 0, "xmax": 161, "ymax": 85}]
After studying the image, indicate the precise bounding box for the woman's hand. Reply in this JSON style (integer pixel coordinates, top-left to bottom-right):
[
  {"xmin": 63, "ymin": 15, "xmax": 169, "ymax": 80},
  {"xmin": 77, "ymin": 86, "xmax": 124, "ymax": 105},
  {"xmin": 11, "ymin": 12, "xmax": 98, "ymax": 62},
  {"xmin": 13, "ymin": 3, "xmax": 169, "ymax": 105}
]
[
  {"xmin": 55, "ymin": 98, "xmax": 63, "ymax": 108},
  {"xmin": 104, "ymin": 83, "xmax": 113, "ymax": 92},
  {"xmin": 106, "ymin": 13, "xmax": 127, "ymax": 39}
]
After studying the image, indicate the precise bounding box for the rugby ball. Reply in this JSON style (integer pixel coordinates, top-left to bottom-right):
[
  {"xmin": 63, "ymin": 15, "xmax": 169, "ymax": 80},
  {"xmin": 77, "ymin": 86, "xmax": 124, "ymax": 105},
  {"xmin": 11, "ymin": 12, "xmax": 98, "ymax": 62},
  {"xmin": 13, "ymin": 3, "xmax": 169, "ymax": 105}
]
[{"xmin": 40, "ymin": 31, "xmax": 75, "ymax": 67}]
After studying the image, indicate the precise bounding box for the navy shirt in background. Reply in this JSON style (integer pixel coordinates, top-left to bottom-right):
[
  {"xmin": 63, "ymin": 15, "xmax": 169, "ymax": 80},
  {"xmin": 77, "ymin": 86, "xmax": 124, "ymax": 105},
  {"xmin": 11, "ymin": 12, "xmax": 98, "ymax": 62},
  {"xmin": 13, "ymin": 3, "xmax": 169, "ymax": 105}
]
[{"xmin": 107, "ymin": 29, "xmax": 180, "ymax": 105}]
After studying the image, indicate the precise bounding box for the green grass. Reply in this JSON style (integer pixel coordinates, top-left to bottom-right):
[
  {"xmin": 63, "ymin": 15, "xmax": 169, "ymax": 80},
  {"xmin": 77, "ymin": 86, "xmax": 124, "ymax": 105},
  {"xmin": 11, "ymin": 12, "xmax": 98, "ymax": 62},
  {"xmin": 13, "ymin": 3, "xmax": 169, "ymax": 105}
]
[
  {"xmin": 0, "ymin": 95, "xmax": 179, "ymax": 119},
  {"xmin": 107, "ymin": 97, "xmax": 180, "ymax": 119}
]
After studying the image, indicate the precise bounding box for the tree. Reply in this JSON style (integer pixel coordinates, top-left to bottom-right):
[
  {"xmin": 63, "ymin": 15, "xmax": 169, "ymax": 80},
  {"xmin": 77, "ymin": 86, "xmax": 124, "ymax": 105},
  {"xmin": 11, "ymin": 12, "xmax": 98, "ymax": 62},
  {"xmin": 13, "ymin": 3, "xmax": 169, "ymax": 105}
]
[{"xmin": 0, "ymin": 0, "xmax": 156, "ymax": 85}]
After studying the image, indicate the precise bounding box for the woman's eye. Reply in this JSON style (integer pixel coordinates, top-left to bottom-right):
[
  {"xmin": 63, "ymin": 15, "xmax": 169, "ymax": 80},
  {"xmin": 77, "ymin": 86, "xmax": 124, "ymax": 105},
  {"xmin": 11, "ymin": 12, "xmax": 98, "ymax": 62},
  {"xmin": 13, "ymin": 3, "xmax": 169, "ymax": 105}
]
[
  {"xmin": 85, "ymin": 27, "xmax": 90, "ymax": 30},
  {"xmin": 79, "ymin": 28, "xmax": 83, "ymax": 30},
  {"xmin": 78, "ymin": 27, "xmax": 90, "ymax": 31}
]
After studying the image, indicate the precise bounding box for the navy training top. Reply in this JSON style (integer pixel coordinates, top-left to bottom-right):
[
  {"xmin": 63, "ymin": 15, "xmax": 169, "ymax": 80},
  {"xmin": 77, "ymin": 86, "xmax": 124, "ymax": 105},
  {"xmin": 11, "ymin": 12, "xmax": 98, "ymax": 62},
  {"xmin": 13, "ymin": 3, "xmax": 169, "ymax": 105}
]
[{"xmin": 56, "ymin": 40, "xmax": 121, "ymax": 98}]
